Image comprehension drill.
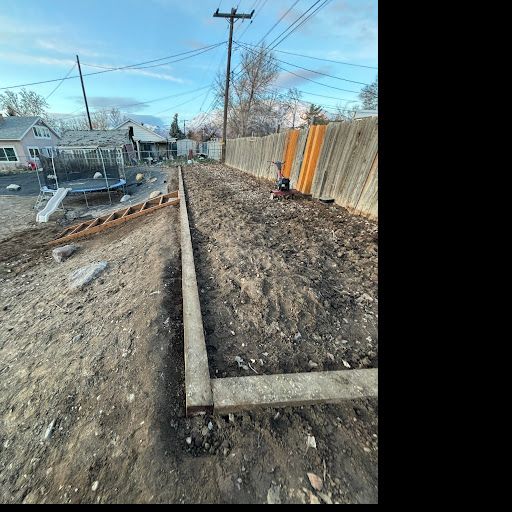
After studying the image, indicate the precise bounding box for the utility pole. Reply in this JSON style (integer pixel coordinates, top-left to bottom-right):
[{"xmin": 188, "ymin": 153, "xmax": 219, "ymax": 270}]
[
  {"xmin": 76, "ymin": 55, "xmax": 93, "ymax": 130},
  {"xmin": 213, "ymin": 6, "xmax": 254, "ymax": 162}
]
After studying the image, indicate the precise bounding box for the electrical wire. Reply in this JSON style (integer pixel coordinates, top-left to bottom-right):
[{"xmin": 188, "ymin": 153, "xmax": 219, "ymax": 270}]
[
  {"xmin": 0, "ymin": 42, "xmax": 226, "ymax": 90},
  {"xmin": 45, "ymin": 63, "xmax": 76, "ymax": 100},
  {"xmin": 236, "ymin": 40, "xmax": 369, "ymax": 85}
]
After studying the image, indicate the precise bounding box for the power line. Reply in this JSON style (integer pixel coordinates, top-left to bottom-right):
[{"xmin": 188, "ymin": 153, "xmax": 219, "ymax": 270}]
[
  {"xmin": 45, "ymin": 63, "xmax": 76, "ymax": 100},
  {"xmin": 81, "ymin": 44, "xmax": 225, "ymax": 72},
  {"xmin": 237, "ymin": 0, "xmax": 267, "ymax": 40},
  {"xmin": 276, "ymin": 63, "xmax": 360, "ymax": 93},
  {"xmin": 234, "ymin": 41, "xmax": 361, "ymax": 94},
  {"xmin": 55, "ymin": 85, "xmax": 212, "ymax": 122},
  {"xmin": 0, "ymin": 42, "xmax": 226, "ymax": 90},
  {"xmin": 273, "ymin": 48, "xmax": 378, "ymax": 70},
  {"xmin": 266, "ymin": 0, "xmax": 322, "ymax": 49},
  {"xmin": 236, "ymin": 40, "xmax": 369, "ymax": 85},
  {"xmin": 256, "ymin": 0, "xmax": 300, "ymax": 45}
]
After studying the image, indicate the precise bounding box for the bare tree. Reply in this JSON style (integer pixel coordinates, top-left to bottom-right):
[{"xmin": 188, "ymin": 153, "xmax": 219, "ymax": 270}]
[
  {"xmin": 285, "ymin": 88, "xmax": 302, "ymax": 129},
  {"xmin": 216, "ymin": 46, "xmax": 279, "ymax": 137},
  {"xmin": 359, "ymin": 77, "xmax": 378, "ymax": 110},
  {"xmin": 0, "ymin": 88, "xmax": 49, "ymax": 118},
  {"xmin": 108, "ymin": 107, "xmax": 127, "ymax": 127}
]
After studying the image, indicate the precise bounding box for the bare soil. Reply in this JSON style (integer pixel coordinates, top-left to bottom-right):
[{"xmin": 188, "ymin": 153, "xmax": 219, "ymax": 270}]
[
  {"xmin": 0, "ymin": 164, "xmax": 378, "ymax": 504},
  {"xmin": 182, "ymin": 163, "xmax": 378, "ymax": 378}
]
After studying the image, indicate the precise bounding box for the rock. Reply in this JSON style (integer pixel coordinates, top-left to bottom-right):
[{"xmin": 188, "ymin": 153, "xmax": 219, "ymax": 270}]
[
  {"xmin": 93, "ymin": 172, "xmax": 103, "ymax": 179},
  {"xmin": 149, "ymin": 191, "xmax": 161, "ymax": 199},
  {"xmin": 308, "ymin": 360, "xmax": 318, "ymax": 369},
  {"xmin": 72, "ymin": 334, "xmax": 82, "ymax": 343},
  {"xmin": 52, "ymin": 244, "xmax": 78, "ymax": 263},
  {"xmin": 306, "ymin": 435, "xmax": 317, "ymax": 450},
  {"xmin": 309, "ymin": 492, "xmax": 320, "ymax": 504},
  {"xmin": 120, "ymin": 194, "xmax": 131, "ymax": 203},
  {"xmin": 186, "ymin": 437, "xmax": 192, "ymax": 445},
  {"xmin": 327, "ymin": 353, "xmax": 335, "ymax": 361},
  {"xmin": 135, "ymin": 173, "xmax": 144, "ymax": 182},
  {"xmin": 68, "ymin": 261, "xmax": 107, "ymax": 290},
  {"xmin": 228, "ymin": 413, "xmax": 235, "ymax": 423},
  {"xmin": 91, "ymin": 481, "xmax": 99, "ymax": 492},
  {"xmin": 294, "ymin": 332, "xmax": 302, "ymax": 341},
  {"xmin": 267, "ymin": 484, "xmax": 281, "ymax": 504},
  {"xmin": 43, "ymin": 419, "xmax": 56, "ymax": 440},
  {"xmin": 317, "ymin": 492, "xmax": 332, "ymax": 504},
  {"xmin": 208, "ymin": 421, "xmax": 213, "ymax": 431},
  {"xmin": 307, "ymin": 473, "xmax": 323, "ymax": 491},
  {"xmin": 127, "ymin": 393, "xmax": 135, "ymax": 402},
  {"xmin": 6, "ymin": 183, "xmax": 21, "ymax": 191},
  {"xmin": 149, "ymin": 177, "xmax": 157, "ymax": 183},
  {"xmin": 363, "ymin": 446, "xmax": 371, "ymax": 453},
  {"xmin": 342, "ymin": 359, "xmax": 351, "ymax": 368}
]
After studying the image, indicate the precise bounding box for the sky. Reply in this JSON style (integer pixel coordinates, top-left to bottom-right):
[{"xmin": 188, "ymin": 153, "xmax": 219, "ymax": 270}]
[{"xmin": 0, "ymin": 0, "xmax": 378, "ymax": 130}]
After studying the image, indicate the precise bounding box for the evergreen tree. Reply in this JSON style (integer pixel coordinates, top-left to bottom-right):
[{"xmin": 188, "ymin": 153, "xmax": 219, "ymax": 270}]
[{"xmin": 169, "ymin": 113, "xmax": 185, "ymax": 139}]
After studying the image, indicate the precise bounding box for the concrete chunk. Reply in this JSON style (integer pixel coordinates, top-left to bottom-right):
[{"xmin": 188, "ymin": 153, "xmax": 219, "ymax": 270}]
[{"xmin": 68, "ymin": 261, "xmax": 108, "ymax": 290}]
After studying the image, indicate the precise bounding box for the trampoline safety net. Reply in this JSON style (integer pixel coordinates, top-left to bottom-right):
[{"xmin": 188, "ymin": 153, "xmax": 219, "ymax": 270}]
[{"xmin": 39, "ymin": 149, "xmax": 124, "ymax": 192}]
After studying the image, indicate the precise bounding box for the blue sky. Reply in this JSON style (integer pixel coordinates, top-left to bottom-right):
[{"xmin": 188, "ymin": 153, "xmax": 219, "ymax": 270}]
[{"xmin": 0, "ymin": 0, "xmax": 378, "ymax": 129}]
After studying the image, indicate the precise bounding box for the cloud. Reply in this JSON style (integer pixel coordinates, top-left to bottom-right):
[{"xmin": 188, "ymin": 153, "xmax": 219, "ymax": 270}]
[
  {"xmin": 68, "ymin": 95, "xmax": 152, "ymax": 112},
  {"xmin": 35, "ymin": 40, "xmax": 103, "ymax": 58},
  {"xmin": 274, "ymin": 68, "xmax": 325, "ymax": 88},
  {"xmin": 0, "ymin": 51, "xmax": 75, "ymax": 68}
]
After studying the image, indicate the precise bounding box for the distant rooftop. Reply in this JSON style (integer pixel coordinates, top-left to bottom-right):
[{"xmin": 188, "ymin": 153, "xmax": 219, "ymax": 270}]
[
  {"xmin": 0, "ymin": 115, "xmax": 40, "ymax": 140},
  {"xmin": 57, "ymin": 129, "xmax": 130, "ymax": 148},
  {"xmin": 353, "ymin": 110, "xmax": 378, "ymax": 119}
]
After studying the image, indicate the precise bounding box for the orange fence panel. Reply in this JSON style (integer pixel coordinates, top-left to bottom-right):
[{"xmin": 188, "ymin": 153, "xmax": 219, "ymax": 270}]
[
  {"xmin": 296, "ymin": 125, "xmax": 327, "ymax": 194},
  {"xmin": 282, "ymin": 130, "xmax": 299, "ymax": 179}
]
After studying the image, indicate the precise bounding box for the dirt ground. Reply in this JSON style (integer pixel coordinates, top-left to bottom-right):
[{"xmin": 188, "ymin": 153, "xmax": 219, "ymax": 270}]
[
  {"xmin": 0, "ymin": 164, "xmax": 378, "ymax": 504},
  {"xmin": 183, "ymin": 164, "xmax": 378, "ymax": 378}
]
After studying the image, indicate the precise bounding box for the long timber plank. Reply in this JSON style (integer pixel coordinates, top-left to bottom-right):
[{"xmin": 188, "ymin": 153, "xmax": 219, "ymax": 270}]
[
  {"xmin": 178, "ymin": 166, "xmax": 214, "ymax": 415},
  {"xmin": 211, "ymin": 369, "xmax": 378, "ymax": 413}
]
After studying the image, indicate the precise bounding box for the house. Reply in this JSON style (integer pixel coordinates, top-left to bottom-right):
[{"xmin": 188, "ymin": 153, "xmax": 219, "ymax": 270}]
[
  {"xmin": 56, "ymin": 129, "xmax": 132, "ymax": 165},
  {"xmin": 114, "ymin": 118, "xmax": 172, "ymax": 162},
  {"xmin": 353, "ymin": 110, "xmax": 378, "ymax": 120},
  {"xmin": 0, "ymin": 114, "xmax": 61, "ymax": 170}
]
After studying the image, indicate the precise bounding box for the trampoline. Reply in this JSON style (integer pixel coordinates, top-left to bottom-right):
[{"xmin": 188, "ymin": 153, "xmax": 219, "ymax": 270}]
[
  {"xmin": 62, "ymin": 177, "xmax": 126, "ymax": 194},
  {"xmin": 38, "ymin": 149, "xmax": 128, "ymax": 207}
]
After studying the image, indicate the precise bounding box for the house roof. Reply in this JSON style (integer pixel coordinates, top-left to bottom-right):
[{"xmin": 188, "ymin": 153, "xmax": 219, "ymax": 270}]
[
  {"xmin": 57, "ymin": 129, "xmax": 130, "ymax": 148},
  {"xmin": 114, "ymin": 118, "xmax": 167, "ymax": 142},
  {"xmin": 353, "ymin": 110, "xmax": 378, "ymax": 119},
  {"xmin": 0, "ymin": 116, "xmax": 49, "ymax": 140}
]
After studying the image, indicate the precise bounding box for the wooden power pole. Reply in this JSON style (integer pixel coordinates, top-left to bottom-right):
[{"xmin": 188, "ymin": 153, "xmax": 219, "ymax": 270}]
[
  {"xmin": 76, "ymin": 55, "xmax": 93, "ymax": 130},
  {"xmin": 213, "ymin": 6, "xmax": 254, "ymax": 162}
]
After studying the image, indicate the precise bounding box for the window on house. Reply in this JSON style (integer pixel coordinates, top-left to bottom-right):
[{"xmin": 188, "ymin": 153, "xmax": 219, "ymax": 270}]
[
  {"xmin": 33, "ymin": 126, "xmax": 51, "ymax": 138},
  {"xmin": 0, "ymin": 147, "xmax": 18, "ymax": 162},
  {"xmin": 27, "ymin": 147, "xmax": 41, "ymax": 159},
  {"xmin": 41, "ymin": 147, "xmax": 53, "ymax": 157}
]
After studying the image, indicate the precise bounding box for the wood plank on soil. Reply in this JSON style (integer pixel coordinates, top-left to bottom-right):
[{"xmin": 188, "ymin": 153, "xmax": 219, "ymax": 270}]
[
  {"xmin": 211, "ymin": 368, "xmax": 378, "ymax": 413},
  {"xmin": 178, "ymin": 166, "xmax": 214, "ymax": 415}
]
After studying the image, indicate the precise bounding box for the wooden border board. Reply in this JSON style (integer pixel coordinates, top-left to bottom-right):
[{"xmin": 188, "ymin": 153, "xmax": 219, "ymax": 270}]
[
  {"xmin": 49, "ymin": 191, "xmax": 179, "ymax": 246},
  {"xmin": 178, "ymin": 166, "xmax": 214, "ymax": 416},
  {"xmin": 211, "ymin": 369, "xmax": 378, "ymax": 414}
]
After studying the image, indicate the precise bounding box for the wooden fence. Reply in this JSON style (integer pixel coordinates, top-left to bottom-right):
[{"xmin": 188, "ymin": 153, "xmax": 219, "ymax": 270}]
[{"xmin": 225, "ymin": 117, "xmax": 378, "ymax": 220}]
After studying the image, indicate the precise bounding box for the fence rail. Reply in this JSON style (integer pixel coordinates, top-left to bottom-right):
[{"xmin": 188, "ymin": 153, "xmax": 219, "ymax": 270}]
[{"xmin": 225, "ymin": 118, "xmax": 378, "ymax": 220}]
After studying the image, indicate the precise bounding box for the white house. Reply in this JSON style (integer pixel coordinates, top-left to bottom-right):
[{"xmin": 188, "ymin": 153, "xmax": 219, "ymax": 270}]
[
  {"xmin": 114, "ymin": 118, "xmax": 173, "ymax": 162},
  {"xmin": 0, "ymin": 115, "xmax": 61, "ymax": 170}
]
